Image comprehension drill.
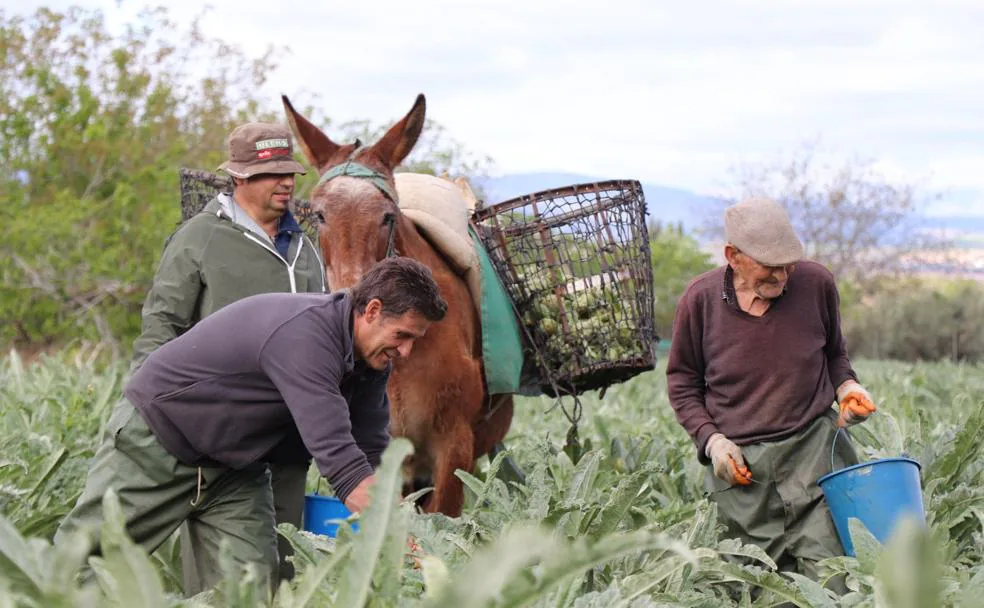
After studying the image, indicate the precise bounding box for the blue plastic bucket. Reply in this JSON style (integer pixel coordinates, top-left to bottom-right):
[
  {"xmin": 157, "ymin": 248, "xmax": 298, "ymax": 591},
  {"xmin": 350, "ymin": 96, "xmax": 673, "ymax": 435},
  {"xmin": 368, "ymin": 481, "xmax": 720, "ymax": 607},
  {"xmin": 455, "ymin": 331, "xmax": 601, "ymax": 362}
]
[
  {"xmin": 818, "ymin": 457, "xmax": 925, "ymax": 556},
  {"xmin": 303, "ymin": 494, "xmax": 357, "ymax": 537}
]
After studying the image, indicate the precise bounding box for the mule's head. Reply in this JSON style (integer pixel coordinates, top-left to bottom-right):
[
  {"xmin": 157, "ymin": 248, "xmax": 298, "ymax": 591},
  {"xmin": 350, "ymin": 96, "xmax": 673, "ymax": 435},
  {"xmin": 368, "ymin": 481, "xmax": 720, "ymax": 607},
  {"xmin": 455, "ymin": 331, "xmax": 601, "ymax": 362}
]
[{"xmin": 282, "ymin": 94, "xmax": 426, "ymax": 289}]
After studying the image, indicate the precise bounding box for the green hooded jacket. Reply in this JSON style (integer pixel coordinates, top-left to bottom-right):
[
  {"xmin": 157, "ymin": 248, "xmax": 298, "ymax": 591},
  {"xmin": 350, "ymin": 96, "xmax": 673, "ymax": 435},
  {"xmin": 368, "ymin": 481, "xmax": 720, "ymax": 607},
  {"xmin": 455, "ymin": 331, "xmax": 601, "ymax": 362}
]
[{"xmin": 130, "ymin": 195, "xmax": 326, "ymax": 370}]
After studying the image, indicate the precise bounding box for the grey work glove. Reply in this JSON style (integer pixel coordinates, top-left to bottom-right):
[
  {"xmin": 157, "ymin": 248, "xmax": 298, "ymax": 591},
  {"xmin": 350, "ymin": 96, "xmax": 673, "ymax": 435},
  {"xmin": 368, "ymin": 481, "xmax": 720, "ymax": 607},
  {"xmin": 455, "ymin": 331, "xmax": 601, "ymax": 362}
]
[{"xmin": 705, "ymin": 433, "xmax": 753, "ymax": 486}]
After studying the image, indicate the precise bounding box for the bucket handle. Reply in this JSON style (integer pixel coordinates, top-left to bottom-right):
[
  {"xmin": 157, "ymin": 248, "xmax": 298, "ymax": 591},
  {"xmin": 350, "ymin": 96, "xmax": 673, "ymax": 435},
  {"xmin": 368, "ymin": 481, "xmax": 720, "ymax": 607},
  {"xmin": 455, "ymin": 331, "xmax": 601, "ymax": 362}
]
[{"xmin": 830, "ymin": 426, "xmax": 847, "ymax": 472}]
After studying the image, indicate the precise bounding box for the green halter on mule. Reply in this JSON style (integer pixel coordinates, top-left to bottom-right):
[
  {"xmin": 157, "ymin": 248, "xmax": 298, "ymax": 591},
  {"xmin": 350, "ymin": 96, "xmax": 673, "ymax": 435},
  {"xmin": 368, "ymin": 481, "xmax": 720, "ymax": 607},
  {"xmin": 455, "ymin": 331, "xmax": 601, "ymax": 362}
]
[
  {"xmin": 316, "ymin": 156, "xmax": 399, "ymax": 202},
  {"xmin": 317, "ymin": 155, "xmax": 399, "ymax": 258}
]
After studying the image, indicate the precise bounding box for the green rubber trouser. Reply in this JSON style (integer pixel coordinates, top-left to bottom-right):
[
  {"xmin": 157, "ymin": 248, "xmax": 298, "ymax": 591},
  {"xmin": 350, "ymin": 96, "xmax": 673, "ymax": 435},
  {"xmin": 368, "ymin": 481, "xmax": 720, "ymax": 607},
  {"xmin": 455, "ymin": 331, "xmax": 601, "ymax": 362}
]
[
  {"xmin": 54, "ymin": 399, "xmax": 278, "ymax": 596},
  {"xmin": 180, "ymin": 460, "xmax": 309, "ymax": 595},
  {"xmin": 704, "ymin": 409, "xmax": 859, "ymax": 588}
]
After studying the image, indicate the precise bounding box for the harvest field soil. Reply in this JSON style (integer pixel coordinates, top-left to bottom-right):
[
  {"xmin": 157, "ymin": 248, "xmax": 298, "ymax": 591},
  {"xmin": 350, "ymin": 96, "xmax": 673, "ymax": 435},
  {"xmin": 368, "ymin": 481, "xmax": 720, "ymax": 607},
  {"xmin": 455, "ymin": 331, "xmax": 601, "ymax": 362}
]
[{"xmin": 1, "ymin": 350, "xmax": 982, "ymax": 606}]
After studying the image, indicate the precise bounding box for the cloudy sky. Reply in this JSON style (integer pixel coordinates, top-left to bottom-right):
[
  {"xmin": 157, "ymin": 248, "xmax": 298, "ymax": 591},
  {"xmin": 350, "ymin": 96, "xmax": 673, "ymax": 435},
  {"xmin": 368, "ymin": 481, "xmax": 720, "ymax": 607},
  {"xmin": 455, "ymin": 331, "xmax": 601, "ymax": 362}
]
[{"xmin": 19, "ymin": 0, "xmax": 984, "ymax": 212}]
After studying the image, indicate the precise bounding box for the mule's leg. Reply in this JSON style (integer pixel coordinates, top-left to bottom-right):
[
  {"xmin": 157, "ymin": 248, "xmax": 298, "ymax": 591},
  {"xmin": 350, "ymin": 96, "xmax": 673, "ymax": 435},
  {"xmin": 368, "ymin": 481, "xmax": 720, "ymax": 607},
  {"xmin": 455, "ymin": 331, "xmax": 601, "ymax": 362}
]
[
  {"xmin": 472, "ymin": 394, "xmax": 514, "ymax": 458},
  {"xmin": 405, "ymin": 476, "xmax": 433, "ymax": 511},
  {"xmin": 489, "ymin": 442, "xmax": 526, "ymax": 486},
  {"xmin": 424, "ymin": 422, "xmax": 475, "ymax": 517},
  {"xmin": 472, "ymin": 395, "xmax": 523, "ymax": 484}
]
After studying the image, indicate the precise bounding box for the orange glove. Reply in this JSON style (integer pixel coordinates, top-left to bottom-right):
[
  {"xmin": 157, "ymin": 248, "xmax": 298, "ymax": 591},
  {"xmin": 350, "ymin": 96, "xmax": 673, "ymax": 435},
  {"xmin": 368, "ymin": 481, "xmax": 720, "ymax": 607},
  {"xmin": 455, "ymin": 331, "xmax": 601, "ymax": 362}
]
[
  {"xmin": 706, "ymin": 433, "xmax": 753, "ymax": 486},
  {"xmin": 836, "ymin": 381, "xmax": 877, "ymax": 427},
  {"xmin": 406, "ymin": 535, "xmax": 424, "ymax": 569}
]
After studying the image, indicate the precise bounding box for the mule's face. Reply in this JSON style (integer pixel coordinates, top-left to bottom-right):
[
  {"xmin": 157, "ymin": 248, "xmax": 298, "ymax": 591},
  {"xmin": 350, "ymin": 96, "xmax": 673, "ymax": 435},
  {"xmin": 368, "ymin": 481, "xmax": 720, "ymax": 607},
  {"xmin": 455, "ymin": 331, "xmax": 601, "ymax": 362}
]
[
  {"xmin": 313, "ymin": 163, "xmax": 402, "ymax": 290},
  {"xmin": 282, "ymin": 93, "xmax": 426, "ymax": 290},
  {"xmin": 283, "ymin": 92, "xmax": 512, "ymax": 518}
]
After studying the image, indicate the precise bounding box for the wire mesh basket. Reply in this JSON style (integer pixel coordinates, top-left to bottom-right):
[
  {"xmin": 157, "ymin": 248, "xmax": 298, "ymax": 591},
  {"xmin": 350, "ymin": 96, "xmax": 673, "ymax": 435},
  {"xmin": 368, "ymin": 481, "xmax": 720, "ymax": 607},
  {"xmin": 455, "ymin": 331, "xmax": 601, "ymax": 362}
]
[
  {"xmin": 179, "ymin": 169, "xmax": 230, "ymax": 222},
  {"xmin": 472, "ymin": 180, "xmax": 658, "ymax": 397}
]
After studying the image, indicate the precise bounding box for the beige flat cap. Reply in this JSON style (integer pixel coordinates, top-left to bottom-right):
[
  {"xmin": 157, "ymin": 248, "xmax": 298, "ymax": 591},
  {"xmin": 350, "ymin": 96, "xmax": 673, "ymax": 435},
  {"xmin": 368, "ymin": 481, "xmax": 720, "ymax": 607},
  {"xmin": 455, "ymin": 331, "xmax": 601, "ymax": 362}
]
[{"xmin": 724, "ymin": 197, "xmax": 804, "ymax": 266}]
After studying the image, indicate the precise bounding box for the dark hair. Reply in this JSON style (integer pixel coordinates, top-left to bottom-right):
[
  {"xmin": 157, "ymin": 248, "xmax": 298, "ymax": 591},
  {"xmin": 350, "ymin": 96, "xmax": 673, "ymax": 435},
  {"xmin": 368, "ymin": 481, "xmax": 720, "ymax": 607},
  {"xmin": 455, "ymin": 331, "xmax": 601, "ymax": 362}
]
[{"xmin": 351, "ymin": 257, "xmax": 447, "ymax": 322}]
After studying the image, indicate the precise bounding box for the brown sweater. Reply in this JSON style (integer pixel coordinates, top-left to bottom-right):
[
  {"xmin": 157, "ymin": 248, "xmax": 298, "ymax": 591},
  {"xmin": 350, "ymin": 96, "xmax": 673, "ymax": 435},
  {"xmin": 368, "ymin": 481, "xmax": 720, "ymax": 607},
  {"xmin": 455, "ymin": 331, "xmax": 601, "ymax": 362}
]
[{"xmin": 666, "ymin": 261, "xmax": 857, "ymax": 463}]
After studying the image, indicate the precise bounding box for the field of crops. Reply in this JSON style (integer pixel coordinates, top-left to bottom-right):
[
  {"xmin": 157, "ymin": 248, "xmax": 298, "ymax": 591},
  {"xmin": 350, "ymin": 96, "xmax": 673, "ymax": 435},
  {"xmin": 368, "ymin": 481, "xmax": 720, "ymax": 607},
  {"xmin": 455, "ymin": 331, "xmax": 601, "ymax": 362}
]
[{"xmin": 1, "ymin": 348, "xmax": 982, "ymax": 607}]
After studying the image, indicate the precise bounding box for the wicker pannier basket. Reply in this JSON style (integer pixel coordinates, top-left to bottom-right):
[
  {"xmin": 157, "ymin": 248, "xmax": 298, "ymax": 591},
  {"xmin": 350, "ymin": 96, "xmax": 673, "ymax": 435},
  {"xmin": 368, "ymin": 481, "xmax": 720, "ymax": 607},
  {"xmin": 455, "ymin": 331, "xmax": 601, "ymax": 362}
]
[{"xmin": 472, "ymin": 179, "xmax": 658, "ymax": 397}]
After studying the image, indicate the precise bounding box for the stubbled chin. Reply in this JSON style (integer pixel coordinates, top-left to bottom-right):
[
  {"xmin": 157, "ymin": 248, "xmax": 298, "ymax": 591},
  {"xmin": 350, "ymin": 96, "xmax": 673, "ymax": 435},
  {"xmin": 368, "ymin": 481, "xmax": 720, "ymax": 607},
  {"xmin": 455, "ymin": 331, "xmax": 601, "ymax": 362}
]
[{"xmin": 759, "ymin": 285, "xmax": 784, "ymax": 298}]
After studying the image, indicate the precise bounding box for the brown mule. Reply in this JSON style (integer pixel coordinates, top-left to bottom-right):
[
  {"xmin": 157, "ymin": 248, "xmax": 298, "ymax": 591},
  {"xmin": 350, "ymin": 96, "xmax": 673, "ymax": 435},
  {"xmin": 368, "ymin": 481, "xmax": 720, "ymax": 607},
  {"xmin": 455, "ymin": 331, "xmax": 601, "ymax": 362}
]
[{"xmin": 282, "ymin": 93, "xmax": 515, "ymax": 516}]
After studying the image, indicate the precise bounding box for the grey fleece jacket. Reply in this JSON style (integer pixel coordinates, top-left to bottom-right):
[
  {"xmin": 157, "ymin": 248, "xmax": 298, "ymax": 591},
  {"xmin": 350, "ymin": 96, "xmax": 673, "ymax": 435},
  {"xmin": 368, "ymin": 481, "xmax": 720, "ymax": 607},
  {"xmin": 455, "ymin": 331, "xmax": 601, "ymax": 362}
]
[{"xmin": 123, "ymin": 290, "xmax": 390, "ymax": 502}]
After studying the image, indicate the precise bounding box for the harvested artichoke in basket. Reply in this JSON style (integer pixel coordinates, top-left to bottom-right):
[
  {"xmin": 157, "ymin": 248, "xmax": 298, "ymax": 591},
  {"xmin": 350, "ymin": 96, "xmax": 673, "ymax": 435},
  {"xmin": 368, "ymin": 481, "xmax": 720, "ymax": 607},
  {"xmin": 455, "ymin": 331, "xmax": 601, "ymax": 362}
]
[{"xmin": 522, "ymin": 282, "xmax": 642, "ymax": 375}]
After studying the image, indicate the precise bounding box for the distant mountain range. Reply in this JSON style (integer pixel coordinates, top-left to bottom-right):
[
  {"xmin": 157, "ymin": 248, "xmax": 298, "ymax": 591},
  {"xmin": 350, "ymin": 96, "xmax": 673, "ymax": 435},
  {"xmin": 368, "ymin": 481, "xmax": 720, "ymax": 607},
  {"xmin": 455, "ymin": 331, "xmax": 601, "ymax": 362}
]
[
  {"xmin": 474, "ymin": 172, "xmax": 719, "ymax": 233},
  {"xmin": 474, "ymin": 172, "xmax": 984, "ymax": 242}
]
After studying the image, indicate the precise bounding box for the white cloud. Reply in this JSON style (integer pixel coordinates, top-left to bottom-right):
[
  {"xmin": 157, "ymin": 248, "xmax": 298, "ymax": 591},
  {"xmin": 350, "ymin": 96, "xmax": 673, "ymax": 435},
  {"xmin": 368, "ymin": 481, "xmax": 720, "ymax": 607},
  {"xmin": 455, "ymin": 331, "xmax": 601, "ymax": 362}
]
[{"xmin": 14, "ymin": 0, "xmax": 984, "ymax": 212}]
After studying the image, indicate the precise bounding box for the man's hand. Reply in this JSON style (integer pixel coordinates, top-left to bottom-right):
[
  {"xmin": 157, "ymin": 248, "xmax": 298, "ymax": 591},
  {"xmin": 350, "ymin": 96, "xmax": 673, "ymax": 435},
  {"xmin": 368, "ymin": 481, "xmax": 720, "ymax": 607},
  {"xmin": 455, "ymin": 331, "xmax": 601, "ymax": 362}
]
[
  {"xmin": 836, "ymin": 381, "xmax": 877, "ymax": 428},
  {"xmin": 343, "ymin": 475, "xmax": 376, "ymax": 513},
  {"xmin": 705, "ymin": 433, "xmax": 753, "ymax": 486},
  {"xmin": 406, "ymin": 535, "xmax": 424, "ymax": 569}
]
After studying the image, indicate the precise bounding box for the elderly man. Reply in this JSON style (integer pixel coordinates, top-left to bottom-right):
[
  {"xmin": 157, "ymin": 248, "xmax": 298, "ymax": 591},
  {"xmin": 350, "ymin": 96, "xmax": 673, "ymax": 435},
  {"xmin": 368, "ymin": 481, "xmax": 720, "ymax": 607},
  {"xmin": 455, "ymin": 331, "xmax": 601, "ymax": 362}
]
[
  {"xmin": 57, "ymin": 257, "xmax": 447, "ymax": 594},
  {"xmin": 130, "ymin": 121, "xmax": 325, "ymax": 592},
  {"xmin": 666, "ymin": 197, "xmax": 877, "ymax": 583}
]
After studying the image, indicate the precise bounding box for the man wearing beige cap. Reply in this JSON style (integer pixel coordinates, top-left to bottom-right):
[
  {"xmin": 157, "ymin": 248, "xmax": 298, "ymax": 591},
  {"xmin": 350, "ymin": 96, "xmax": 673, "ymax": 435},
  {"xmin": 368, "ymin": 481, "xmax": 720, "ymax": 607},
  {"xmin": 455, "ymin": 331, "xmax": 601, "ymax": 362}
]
[
  {"xmin": 665, "ymin": 197, "xmax": 877, "ymax": 585},
  {"xmin": 128, "ymin": 122, "xmax": 326, "ymax": 594}
]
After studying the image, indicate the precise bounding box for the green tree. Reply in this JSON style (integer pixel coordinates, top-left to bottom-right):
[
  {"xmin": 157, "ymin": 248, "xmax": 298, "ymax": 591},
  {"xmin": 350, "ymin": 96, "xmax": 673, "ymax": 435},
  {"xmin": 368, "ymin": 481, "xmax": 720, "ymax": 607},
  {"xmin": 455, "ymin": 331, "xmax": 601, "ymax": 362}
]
[
  {"xmin": 648, "ymin": 222, "xmax": 715, "ymax": 338},
  {"xmin": 842, "ymin": 277, "xmax": 984, "ymax": 363},
  {"xmin": 0, "ymin": 6, "xmax": 283, "ymax": 355},
  {"xmin": 0, "ymin": 6, "xmax": 492, "ymax": 354}
]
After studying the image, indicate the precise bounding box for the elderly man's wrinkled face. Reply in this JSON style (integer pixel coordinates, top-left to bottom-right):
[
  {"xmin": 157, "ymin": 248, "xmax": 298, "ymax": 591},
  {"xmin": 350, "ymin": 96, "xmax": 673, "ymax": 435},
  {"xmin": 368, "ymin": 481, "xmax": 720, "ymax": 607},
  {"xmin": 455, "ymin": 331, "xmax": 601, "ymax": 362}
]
[{"xmin": 730, "ymin": 249, "xmax": 795, "ymax": 300}]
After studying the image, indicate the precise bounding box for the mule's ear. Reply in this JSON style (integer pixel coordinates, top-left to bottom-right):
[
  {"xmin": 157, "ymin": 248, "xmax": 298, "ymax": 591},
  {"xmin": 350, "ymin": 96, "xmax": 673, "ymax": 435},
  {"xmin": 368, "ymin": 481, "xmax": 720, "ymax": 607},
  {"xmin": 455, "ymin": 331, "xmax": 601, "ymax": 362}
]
[
  {"xmin": 370, "ymin": 94, "xmax": 426, "ymax": 169},
  {"xmin": 282, "ymin": 95, "xmax": 341, "ymax": 169}
]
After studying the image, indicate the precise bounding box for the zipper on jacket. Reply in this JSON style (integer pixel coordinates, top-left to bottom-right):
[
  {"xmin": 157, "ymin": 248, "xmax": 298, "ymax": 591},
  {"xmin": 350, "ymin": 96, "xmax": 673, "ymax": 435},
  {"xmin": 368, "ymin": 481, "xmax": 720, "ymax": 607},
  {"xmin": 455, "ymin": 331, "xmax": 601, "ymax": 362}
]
[
  {"xmin": 215, "ymin": 206, "xmax": 323, "ymax": 293},
  {"xmin": 299, "ymin": 232, "xmax": 327, "ymax": 293},
  {"xmin": 242, "ymin": 232, "xmax": 302, "ymax": 293},
  {"xmin": 310, "ymin": 236, "xmax": 327, "ymax": 292}
]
